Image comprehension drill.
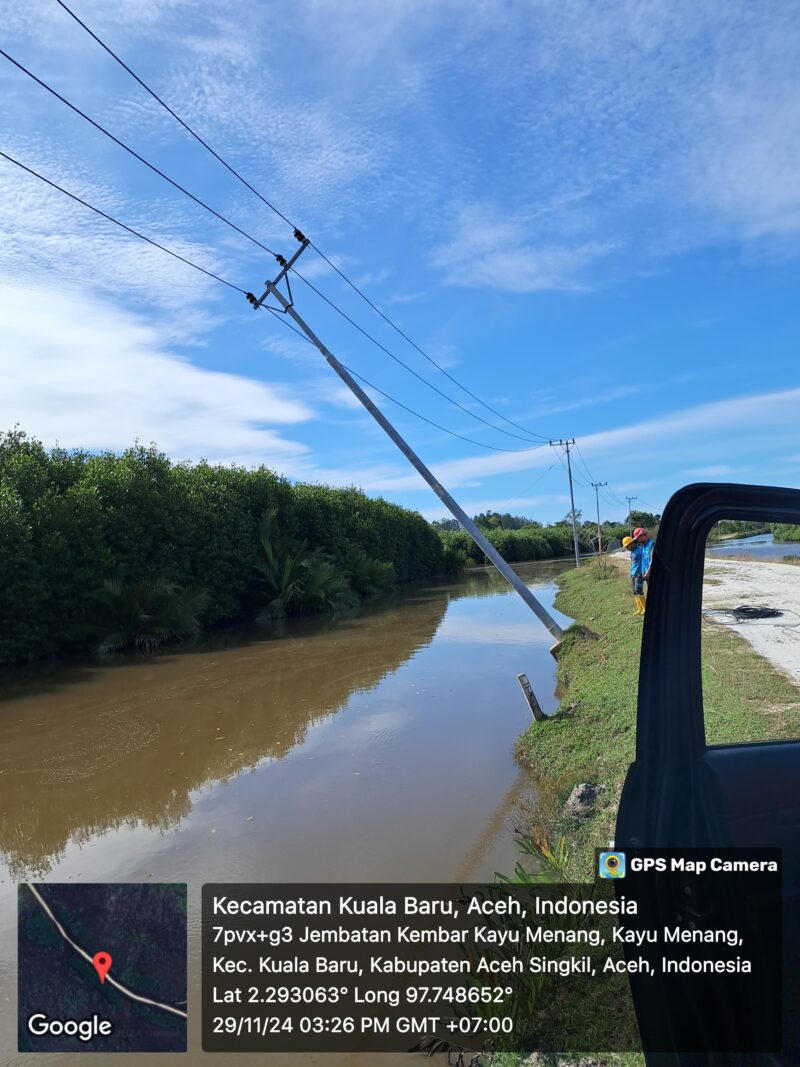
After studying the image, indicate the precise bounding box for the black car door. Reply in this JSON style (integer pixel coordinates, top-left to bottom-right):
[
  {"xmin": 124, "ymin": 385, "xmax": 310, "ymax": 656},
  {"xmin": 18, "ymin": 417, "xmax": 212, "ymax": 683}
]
[{"xmin": 615, "ymin": 482, "xmax": 800, "ymax": 1066}]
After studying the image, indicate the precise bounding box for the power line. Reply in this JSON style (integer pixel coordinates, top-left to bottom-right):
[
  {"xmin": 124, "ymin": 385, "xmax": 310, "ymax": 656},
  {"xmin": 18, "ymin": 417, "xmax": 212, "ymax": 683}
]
[
  {"xmin": 53, "ymin": 0, "xmax": 552, "ymax": 444},
  {"xmin": 306, "ymin": 244, "xmax": 551, "ymax": 441},
  {"xmin": 554, "ymin": 447, "xmax": 590, "ymax": 489},
  {"xmin": 0, "ymin": 150, "xmax": 245, "ymax": 293},
  {"xmin": 345, "ymin": 370, "xmax": 546, "ymax": 455},
  {"xmin": 503, "ymin": 463, "xmax": 558, "ymax": 513},
  {"xmin": 573, "ymin": 441, "xmax": 596, "ymax": 484},
  {"xmin": 601, "ymin": 488, "xmax": 623, "ymax": 512},
  {"xmin": 293, "ymin": 270, "xmax": 542, "ymax": 444},
  {"xmin": 6, "ymin": 45, "xmax": 550, "ymax": 451},
  {"xmin": 2, "ymin": 143, "xmax": 544, "ymax": 460},
  {"xmin": 0, "ymin": 48, "xmax": 279, "ymax": 259},
  {"xmin": 53, "ymin": 0, "xmax": 296, "ymax": 230},
  {"xmin": 261, "ymin": 307, "xmax": 547, "ymax": 455}
]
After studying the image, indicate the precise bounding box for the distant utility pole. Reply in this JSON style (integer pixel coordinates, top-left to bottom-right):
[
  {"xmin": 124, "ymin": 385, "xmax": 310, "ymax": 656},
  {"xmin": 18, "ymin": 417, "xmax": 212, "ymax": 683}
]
[
  {"xmin": 591, "ymin": 482, "xmax": 607, "ymax": 559},
  {"xmin": 247, "ymin": 235, "xmax": 565, "ymax": 646},
  {"xmin": 549, "ymin": 439, "xmax": 580, "ymax": 568},
  {"xmin": 626, "ymin": 496, "xmax": 638, "ymax": 537}
]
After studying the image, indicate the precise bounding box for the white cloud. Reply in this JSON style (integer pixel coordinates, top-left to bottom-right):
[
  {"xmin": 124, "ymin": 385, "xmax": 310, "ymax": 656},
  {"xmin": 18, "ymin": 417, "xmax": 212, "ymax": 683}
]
[
  {"xmin": 1, "ymin": 284, "xmax": 313, "ymax": 465},
  {"xmin": 300, "ymin": 387, "xmax": 800, "ymax": 496},
  {"xmin": 418, "ymin": 388, "xmax": 800, "ymax": 490}
]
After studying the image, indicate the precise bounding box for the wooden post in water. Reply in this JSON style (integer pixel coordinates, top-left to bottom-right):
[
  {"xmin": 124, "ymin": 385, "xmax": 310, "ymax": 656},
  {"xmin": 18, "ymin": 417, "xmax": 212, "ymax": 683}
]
[{"xmin": 517, "ymin": 673, "xmax": 545, "ymax": 721}]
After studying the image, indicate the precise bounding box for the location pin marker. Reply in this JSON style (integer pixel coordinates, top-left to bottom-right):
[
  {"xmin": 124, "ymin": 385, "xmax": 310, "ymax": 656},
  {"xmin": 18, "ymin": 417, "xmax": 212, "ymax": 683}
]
[{"xmin": 92, "ymin": 951, "xmax": 112, "ymax": 984}]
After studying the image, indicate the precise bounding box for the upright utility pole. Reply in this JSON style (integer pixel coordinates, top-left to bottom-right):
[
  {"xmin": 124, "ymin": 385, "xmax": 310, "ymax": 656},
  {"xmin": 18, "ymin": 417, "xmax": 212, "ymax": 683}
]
[
  {"xmin": 591, "ymin": 482, "xmax": 607, "ymax": 559},
  {"xmin": 549, "ymin": 439, "xmax": 580, "ymax": 568},
  {"xmin": 626, "ymin": 496, "xmax": 638, "ymax": 537},
  {"xmin": 247, "ymin": 237, "xmax": 565, "ymax": 646}
]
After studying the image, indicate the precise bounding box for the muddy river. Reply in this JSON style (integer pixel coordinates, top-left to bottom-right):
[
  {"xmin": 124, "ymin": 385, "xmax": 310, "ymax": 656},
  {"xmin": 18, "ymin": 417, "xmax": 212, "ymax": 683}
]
[{"xmin": 0, "ymin": 559, "xmax": 573, "ymax": 1064}]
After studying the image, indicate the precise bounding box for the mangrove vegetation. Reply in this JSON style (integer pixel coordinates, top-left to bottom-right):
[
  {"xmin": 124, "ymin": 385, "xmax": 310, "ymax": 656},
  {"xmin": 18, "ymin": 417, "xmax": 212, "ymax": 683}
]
[{"xmin": 0, "ymin": 430, "xmax": 442, "ymax": 663}]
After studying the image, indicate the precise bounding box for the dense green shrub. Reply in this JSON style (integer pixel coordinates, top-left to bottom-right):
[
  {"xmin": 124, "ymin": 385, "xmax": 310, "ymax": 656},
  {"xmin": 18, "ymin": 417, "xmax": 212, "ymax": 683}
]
[
  {"xmin": 438, "ymin": 524, "xmax": 576, "ymax": 566},
  {"xmin": 772, "ymin": 523, "xmax": 800, "ymax": 544},
  {"xmin": 0, "ymin": 430, "xmax": 443, "ymax": 663}
]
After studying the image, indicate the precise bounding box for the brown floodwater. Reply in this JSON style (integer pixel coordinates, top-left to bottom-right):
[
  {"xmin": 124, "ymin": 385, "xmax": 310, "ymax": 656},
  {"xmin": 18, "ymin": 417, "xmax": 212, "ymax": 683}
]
[{"xmin": 0, "ymin": 560, "xmax": 572, "ymax": 1064}]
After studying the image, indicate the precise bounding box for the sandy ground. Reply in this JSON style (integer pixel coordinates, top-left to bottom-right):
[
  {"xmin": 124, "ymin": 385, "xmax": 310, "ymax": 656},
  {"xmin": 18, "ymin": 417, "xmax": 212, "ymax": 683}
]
[{"xmin": 703, "ymin": 558, "xmax": 800, "ymax": 683}]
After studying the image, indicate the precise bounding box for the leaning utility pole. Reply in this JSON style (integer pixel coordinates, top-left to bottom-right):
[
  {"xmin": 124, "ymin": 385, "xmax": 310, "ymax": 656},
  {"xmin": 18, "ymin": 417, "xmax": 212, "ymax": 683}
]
[
  {"xmin": 626, "ymin": 496, "xmax": 638, "ymax": 537},
  {"xmin": 591, "ymin": 481, "xmax": 607, "ymax": 559},
  {"xmin": 549, "ymin": 439, "xmax": 580, "ymax": 568},
  {"xmin": 247, "ymin": 235, "xmax": 565, "ymax": 646}
]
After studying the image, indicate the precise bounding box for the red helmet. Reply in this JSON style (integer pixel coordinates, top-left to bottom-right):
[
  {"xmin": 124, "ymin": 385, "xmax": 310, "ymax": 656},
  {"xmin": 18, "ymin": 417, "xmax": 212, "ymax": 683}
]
[{"xmin": 632, "ymin": 527, "xmax": 645, "ymax": 539}]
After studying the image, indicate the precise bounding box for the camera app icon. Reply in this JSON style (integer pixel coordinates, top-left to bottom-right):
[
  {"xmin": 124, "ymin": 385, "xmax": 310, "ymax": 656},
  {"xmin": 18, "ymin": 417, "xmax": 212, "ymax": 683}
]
[{"xmin": 599, "ymin": 851, "xmax": 626, "ymax": 879}]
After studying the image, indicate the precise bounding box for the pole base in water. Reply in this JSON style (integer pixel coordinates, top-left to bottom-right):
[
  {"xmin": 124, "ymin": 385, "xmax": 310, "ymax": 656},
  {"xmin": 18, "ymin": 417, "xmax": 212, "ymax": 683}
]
[{"xmin": 549, "ymin": 625, "xmax": 599, "ymax": 660}]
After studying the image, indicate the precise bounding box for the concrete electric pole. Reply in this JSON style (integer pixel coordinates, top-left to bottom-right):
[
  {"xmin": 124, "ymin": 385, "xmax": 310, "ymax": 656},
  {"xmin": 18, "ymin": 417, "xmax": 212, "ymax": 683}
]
[
  {"xmin": 247, "ymin": 237, "xmax": 566, "ymax": 647},
  {"xmin": 626, "ymin": 496, "xmax": 638, "ymax": 537},
  {"xmin": 591, "ymin": 482, "xmax": 607, "ymax": 559},
  {"xmin": 549, "ymin": 439, "xmax": 580, "ymax": 568}
]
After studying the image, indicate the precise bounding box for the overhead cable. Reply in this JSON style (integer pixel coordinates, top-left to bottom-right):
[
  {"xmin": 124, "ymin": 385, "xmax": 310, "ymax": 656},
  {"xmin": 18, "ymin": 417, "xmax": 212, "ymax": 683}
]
[
  {"xmin": 0, "ymin": 48, "xmax": 278, "ymax": 258},
  {"xmin": 573, "ymin": 441, "xmax": 597, "ymax": 484},
  {"xmin": 6, "ymin": 43, "xmax": 549, "ymax": 450},
  {"xmin": 53, "ymin": 0, "xmax": 296, "ymax": 229},
  {"xmin": 0, "ymin": 150, "xmax": 245, "ymax": 293},
  {"xmin": 53, "ymin": 0, "xmax": 551, "ymax": 444},
  {"xmin": 554, "ymin": 446, "xmax": 591, "ymax": 489},
  {"xmin": 262, "ymin": 307, "xmax": 547, "ymax": 455},
  {"xmin": 293, "ymin": 270, "xmax": 544, "ymax": 444}
]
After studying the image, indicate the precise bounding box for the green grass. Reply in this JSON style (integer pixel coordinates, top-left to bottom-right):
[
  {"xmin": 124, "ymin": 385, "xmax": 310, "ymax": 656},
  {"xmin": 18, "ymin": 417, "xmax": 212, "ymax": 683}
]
[
  {"xmin": 701, "ymin": 618, "xmax": 800, "ymax": 745},
  {"xmin": 516, "ymin": 562, "xmax": 800, "ymax": 882}
]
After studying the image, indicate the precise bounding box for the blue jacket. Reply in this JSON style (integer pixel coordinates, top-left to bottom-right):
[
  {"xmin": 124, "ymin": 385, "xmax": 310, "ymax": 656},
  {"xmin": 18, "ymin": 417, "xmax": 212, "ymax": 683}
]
[
  {"xmin": 630, "ymin": 545, "xmax": 643, "ymax": 576},
  {"xmin": 640, "ymin": 538, "xmax": 654, "ymax": 574}
]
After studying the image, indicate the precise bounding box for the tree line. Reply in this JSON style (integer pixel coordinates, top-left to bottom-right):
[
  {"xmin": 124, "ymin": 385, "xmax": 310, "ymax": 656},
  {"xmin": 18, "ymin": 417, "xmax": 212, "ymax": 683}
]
[{"xmin": 0, "ymin": 430, "xmax": 445, "ymax": 663}]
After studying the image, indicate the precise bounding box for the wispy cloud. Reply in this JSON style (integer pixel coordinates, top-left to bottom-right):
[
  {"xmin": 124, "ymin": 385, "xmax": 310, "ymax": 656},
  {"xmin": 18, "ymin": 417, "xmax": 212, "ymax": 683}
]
[
  {"xmin": 431, "ymin": 203, "xmax": 614, "ymax": 293},
  {"xmin": 0, "ymin": 137, "xmax": 239, "ymax": 324}
]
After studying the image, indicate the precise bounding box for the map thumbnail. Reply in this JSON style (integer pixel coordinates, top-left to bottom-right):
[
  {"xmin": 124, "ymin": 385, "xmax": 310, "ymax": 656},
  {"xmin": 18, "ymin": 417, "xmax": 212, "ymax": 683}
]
[{"xmin": 18, "ymin": 882, "xmax": 187, "ymax": 1052}]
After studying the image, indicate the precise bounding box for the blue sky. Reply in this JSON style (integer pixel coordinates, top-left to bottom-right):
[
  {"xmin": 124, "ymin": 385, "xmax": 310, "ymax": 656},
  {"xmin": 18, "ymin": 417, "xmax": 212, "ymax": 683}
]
[{"xmin": 2, "ymin": 0, "xmax": 799, "ymax": 524}]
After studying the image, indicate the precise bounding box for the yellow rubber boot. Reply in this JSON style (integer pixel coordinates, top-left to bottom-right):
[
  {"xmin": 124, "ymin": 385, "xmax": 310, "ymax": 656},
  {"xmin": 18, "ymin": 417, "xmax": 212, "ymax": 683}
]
[
  {"xmin": 639, "ymin": 594, "xmax": 646, "ymax": 616},
  {"xmin": 633, "ymin": 595, "xmax": 642, "ymax": 616}
]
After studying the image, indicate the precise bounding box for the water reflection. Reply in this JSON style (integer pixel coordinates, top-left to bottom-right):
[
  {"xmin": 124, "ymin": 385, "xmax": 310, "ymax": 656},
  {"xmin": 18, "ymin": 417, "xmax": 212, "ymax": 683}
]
[
  {"xmin": 707, "ymin": 532, "xmax": 800, "ymax": 561},
  {"xmin": 0, "ymin": 594, "xmax": 448, "ymax": 878}
]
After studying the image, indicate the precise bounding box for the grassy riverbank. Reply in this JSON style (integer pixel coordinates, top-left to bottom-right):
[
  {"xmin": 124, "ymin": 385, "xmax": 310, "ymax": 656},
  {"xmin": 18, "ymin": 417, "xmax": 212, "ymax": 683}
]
[{"xmin": 516, "ymin": 559, "xmax": 800, "ymax": 882}]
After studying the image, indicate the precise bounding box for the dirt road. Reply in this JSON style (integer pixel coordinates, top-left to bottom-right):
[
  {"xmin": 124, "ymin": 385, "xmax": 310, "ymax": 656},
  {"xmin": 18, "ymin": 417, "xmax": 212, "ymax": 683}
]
[{"xmin": 703, "ymin": 558, "xmax": 800, "ymax": 683}]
